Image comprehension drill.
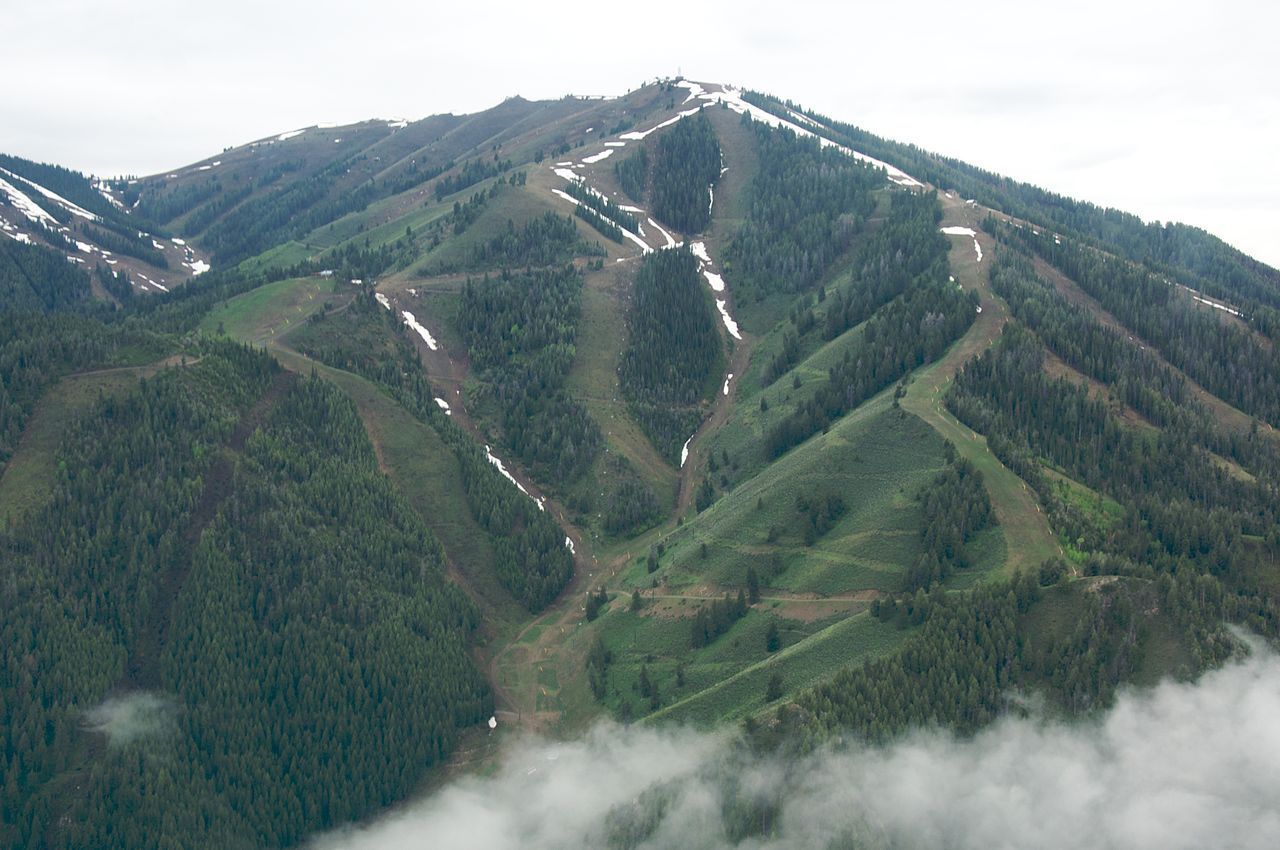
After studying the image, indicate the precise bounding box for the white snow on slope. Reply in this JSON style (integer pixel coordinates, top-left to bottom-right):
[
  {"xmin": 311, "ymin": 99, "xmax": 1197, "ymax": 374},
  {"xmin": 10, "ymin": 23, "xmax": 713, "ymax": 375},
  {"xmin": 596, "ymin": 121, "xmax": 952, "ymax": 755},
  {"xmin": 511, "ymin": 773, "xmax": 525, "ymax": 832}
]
[
  {"xmin": 716, "ymin": 299, "xmax": 741, "ymax": 339},
  {"xmin": 375, "ymin": 292, "xmax": 392, "ymax": 310},
  {"xmin": 787, "ymin": 108, "xmax": 822, "ymax": 128},
  {"xmin": 605, "ymin": 141, "xmax": 626, "ymax": 147},
  {"xmin": 484, "ymin": 445, "xmax": 543, "ymax": 511},
  {"xmin": 703, "ymin": 270, "xmax": 726, "ymax": 293},
  {"xmin": 1191, "ymin": 295, "xmax": 1242, "ymax": 317},
  {"xmin": 387, "ymin": 120, "xmax": 408, "ymax": 129},
  {"xmin": 187, "ymin": 259, "xmax": 210, "ymax": 276},
  {"xmin": 402, "ymin": 311, "xmax": 439, "ymax": 350},
  {"xmin": 93, "ymin": 180, "xmax": 125, "ymax": 211},
  {"xmin": 940, "ymin": 226, "xmax": 982, "ymax": 263},
  {"xmin": 680, "ymin": 436, "xmax": 693, "ymax": 468},
  {"xmin": 0, "ymin": 175, "xmax": 57, "ymax": 226},
  {"xmin": 676, "ymin": 80, "xmax": 705, "ymax": 103},
  {"xmin": 620, "ymin": 227, "xmax": 653, "ymax": 254},
  {"xmin": 565, "ymin": 537, "xmax": 576, "ymax": 554},
  {"xmin": 682, "ymin": 86, "xmax": 923, "ymax": 188},
  {"xmin": 723, "ymin": 373, "xmax": 734, "ymax": 396},
  {"xmin": 0, "ymin": 168, "xmax": 100, "ymax": 221},
  {"xmin": 434, "ymin": 397, "xmax": 452, "ymax": 414},
  {"xmin": 689, "ymin": 241, "xmax": 712, "ymax": 265},
  {"xmin": 277, "ymin": 129, "xmax": 305, "ymax": 141},
  {"xmin": 620, "ymin": 106, "xmax": 705, "ymax": 141},
  {"xmin": 582, "ymin": 149, "xmax": 615, "ymax": 165},
  {"xmin": 648, "ymin": 218, "xmax": 676, "ymax": 249},
  {"xmin": 75, "ymin": 240, "xmax": 94, "ymax": 254}
]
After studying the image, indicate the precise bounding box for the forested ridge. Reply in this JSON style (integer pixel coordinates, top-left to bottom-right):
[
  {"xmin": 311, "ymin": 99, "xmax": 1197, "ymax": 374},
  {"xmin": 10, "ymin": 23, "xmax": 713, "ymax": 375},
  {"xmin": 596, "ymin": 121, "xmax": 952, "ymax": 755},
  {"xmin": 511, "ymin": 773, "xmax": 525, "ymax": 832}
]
[
  {"xmin": 760, "ymin": 190, "xmax": 955, "ymax": 387},
  {"xmin": 764, "ymin": 191, "xmax": 972, "ymax": 458},
  {"xmin": 7, "ymin": 78, "xmax": 1280, "ymax": 846},
  {"xmin": 614, "ymin": 112, "xmax": 724, "ymax": 235},
  {"xmin": 459, "ymin": 265, "xmax": 603, "ymax": 482},
  {"xmin": 618, "ymin": 247, "xmax": 723, "ymax": 463},
  {"xmin": 995, "ymin": 221, "xmax": 1280, "ymax": 428},
  {"xmin": 291, "ymin": 292, "xmax": 574, "ymax": 611},
  {"xmin": 726, "ymin": 119, "xmax": 881, "ymax": 302},
  {"xmin": 0, "ymin": 240, "xmax": 169, "ymax": 473},
  {"xmin": 742, "ymin": 91, "xmax": 1280, "ymax": 315}
]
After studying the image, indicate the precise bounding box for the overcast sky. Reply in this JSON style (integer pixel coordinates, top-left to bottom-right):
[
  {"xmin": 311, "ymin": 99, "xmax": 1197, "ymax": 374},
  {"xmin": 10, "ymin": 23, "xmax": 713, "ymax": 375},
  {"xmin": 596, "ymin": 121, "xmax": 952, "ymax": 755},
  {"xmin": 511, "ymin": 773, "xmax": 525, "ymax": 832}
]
[{"xmin": 5, "ymin": 0, "xmax": 1277, "ymax": 266}]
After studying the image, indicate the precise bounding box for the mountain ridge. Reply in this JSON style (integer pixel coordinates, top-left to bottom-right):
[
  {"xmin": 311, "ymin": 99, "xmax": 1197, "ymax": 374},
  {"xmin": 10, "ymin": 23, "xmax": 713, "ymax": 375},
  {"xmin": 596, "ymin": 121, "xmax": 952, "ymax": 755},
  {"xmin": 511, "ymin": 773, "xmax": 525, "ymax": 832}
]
[{"xmin": 2, "ymin": 75, "xmax": 1278, "ymax": 849}]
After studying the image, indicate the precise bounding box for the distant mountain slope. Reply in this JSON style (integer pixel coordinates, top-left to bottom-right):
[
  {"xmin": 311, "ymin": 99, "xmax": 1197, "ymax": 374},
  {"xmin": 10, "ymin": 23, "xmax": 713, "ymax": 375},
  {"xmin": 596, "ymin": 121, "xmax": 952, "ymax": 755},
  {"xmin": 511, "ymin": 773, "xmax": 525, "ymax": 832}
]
[
  {"xmin": 0, "ymin": 153, "xmax": 209, "ymax": 295},
  {"xmin": 4, "ymin": 76, "xmax": 1280, "ymax": 849}
]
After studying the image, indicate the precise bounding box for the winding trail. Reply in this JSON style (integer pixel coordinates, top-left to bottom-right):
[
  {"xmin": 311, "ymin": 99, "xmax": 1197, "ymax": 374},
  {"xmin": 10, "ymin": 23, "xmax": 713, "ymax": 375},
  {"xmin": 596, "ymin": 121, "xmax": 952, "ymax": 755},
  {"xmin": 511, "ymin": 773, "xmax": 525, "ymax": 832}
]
[{"xmin": 901, "ymin": 193, "xmax": 1063, "ymax": 573}]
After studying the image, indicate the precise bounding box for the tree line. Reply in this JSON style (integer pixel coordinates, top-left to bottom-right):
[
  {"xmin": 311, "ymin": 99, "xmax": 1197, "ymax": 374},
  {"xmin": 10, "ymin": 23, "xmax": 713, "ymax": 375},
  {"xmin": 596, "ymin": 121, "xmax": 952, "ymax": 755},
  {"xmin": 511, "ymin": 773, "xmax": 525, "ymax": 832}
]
[
  {"xmin": 618, "ymin": 247, "xmax": 724, "ymax": 463},
  {"xmin": 290, "ymin": 293, "xmax": 574, "ymax": 611}
]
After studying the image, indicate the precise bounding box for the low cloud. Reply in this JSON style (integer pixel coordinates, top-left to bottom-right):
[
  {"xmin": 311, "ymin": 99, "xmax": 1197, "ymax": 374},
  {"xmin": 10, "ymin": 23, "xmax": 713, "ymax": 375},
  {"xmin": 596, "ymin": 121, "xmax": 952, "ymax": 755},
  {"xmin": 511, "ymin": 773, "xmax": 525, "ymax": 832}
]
[
  {"xmin": 83, "ymin": 692, "xmax": 175, "ymax": 746},
  {"xmin": 315, "ymin": 642, "xmax": 1280, "ymax": 849}
]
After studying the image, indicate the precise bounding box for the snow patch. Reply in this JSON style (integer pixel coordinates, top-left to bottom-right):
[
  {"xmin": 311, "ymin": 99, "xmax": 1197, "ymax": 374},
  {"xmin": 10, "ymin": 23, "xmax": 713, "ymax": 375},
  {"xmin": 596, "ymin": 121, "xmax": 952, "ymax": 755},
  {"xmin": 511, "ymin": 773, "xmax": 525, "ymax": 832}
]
[
  {"xmin": 604, "ymin": 141, "xmax": 626, "ymax": 147},
  {"xmin": 940, "ymin": 226, "xmax": 982, "ymax": 263},
  {"xmin": 648, "ymin": 218, "xmax": 676, "ymax": 249},
  {"xmin": 434, "ymin": 397, "xmax": 452, "ymax": 415},
  {"xmin": 702, "ymin": 270, "xmax": 726, "ymax": 293},
  {"xmin": 680, "ymin": 436, "xmax": 693, "ymax": 468},
  {"xmin": 386, "ymin": 119, "xmax": 408, "ymax": 129},
  {"xmin": 0, "ymin": 175, "xmax": 57, "ymax": 226},
  {"xmin": 0, "ymin": 168, "xmax": 100, "ymax": 221},
  {"xmin": 581, "ymin": 149, "xmax": 615, "ymax": 165},
  {"xmin": 375, "ymin": 293, "xmax": 392, "ymax": 310},
  {"xmin": 401, "ymin": 311, "xmax": 439, "ymax": 350},
  {"xmin": 565, "ymin": 537, "xmax": 576, "ymax": 554},
  {"xmin": 277, "ymin": 129, "xmax": 306, "ymax": 141},
  {"xmin": 689, "ymin": 241, "xmax": 712, "ymax": 265},
  {"xmin": 675, "ymin": 80, "xmax": 705, "ymax": 103},
  {"xmin": 485, "ymin": 445, "xmax": 536, "ymax": 504},
  {"xmin": 619, "ymin": 105, "xmax": 705, "ymax": 141},
  {"xmin": 685, "ymin": 87, "xmax": 923, "ymax": 188},
  {"xmin": 716, "ymin": 299, "xmax": 741, "ymax": 339},
  {"xmin": 551, "ymin": 188, "xmax": 579, "ymax": 206},
  {"xmin": 186, "ymin": 259, "xmax": 210, "ymax": 276},
  {"xmin": 787, "ymin": 108, "xmax": 822, "ymax": 128},
  {"xmin": 723, "ymin": 373, "xmax": 734, "ymax": 396}
]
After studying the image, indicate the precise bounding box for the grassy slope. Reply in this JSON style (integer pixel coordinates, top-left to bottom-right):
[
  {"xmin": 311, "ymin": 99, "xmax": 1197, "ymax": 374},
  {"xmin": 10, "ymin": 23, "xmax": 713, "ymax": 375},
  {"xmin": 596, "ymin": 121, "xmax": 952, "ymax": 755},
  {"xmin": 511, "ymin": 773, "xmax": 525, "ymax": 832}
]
[
  {"xmin": 563, "ymin": 259, "xmax": 681, "ymax": 528},
  {"xmin": 0, "ymin": 369, "xmax": 145, "ymax": 523},
  {"xmin": 198, "ymin": 276, "xmax": 335, "ymax": 343},
  {"xmin": 203, "ymin": 276, "xmax": 528, "ymax": 637},
  {"xmin": 899, "ymin": 197, "xmax": 1063, "ymax": 574},
  {"xmin": 642, "ymin": 399, "xmax": 959, "ymax": 595}
]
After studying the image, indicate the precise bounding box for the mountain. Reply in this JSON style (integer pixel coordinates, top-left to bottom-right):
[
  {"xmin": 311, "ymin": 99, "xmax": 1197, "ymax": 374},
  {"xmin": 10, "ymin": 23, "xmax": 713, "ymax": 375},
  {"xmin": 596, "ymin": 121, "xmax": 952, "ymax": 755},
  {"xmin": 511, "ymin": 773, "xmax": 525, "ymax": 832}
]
[{"xmin": 2, "ymin": 77, "xmax": 1278, "ymax": 848}]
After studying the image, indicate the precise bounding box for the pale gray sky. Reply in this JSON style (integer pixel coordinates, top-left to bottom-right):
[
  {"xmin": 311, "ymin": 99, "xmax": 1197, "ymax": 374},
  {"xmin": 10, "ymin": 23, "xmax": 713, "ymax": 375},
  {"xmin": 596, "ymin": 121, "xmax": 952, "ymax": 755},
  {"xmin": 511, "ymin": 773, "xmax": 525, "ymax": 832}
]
[{"xmin": 5, "ymin": 0, "xmax": 1277, "ymax": 267}]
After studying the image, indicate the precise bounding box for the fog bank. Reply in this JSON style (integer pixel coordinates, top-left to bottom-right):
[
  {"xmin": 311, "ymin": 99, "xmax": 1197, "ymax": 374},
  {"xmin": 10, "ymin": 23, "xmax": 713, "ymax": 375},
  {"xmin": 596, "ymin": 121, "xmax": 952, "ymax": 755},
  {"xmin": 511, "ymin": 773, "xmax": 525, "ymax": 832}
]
[{"xmin": 315, "ymin": 643, "xmax": 1280, "ymax": 849}]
